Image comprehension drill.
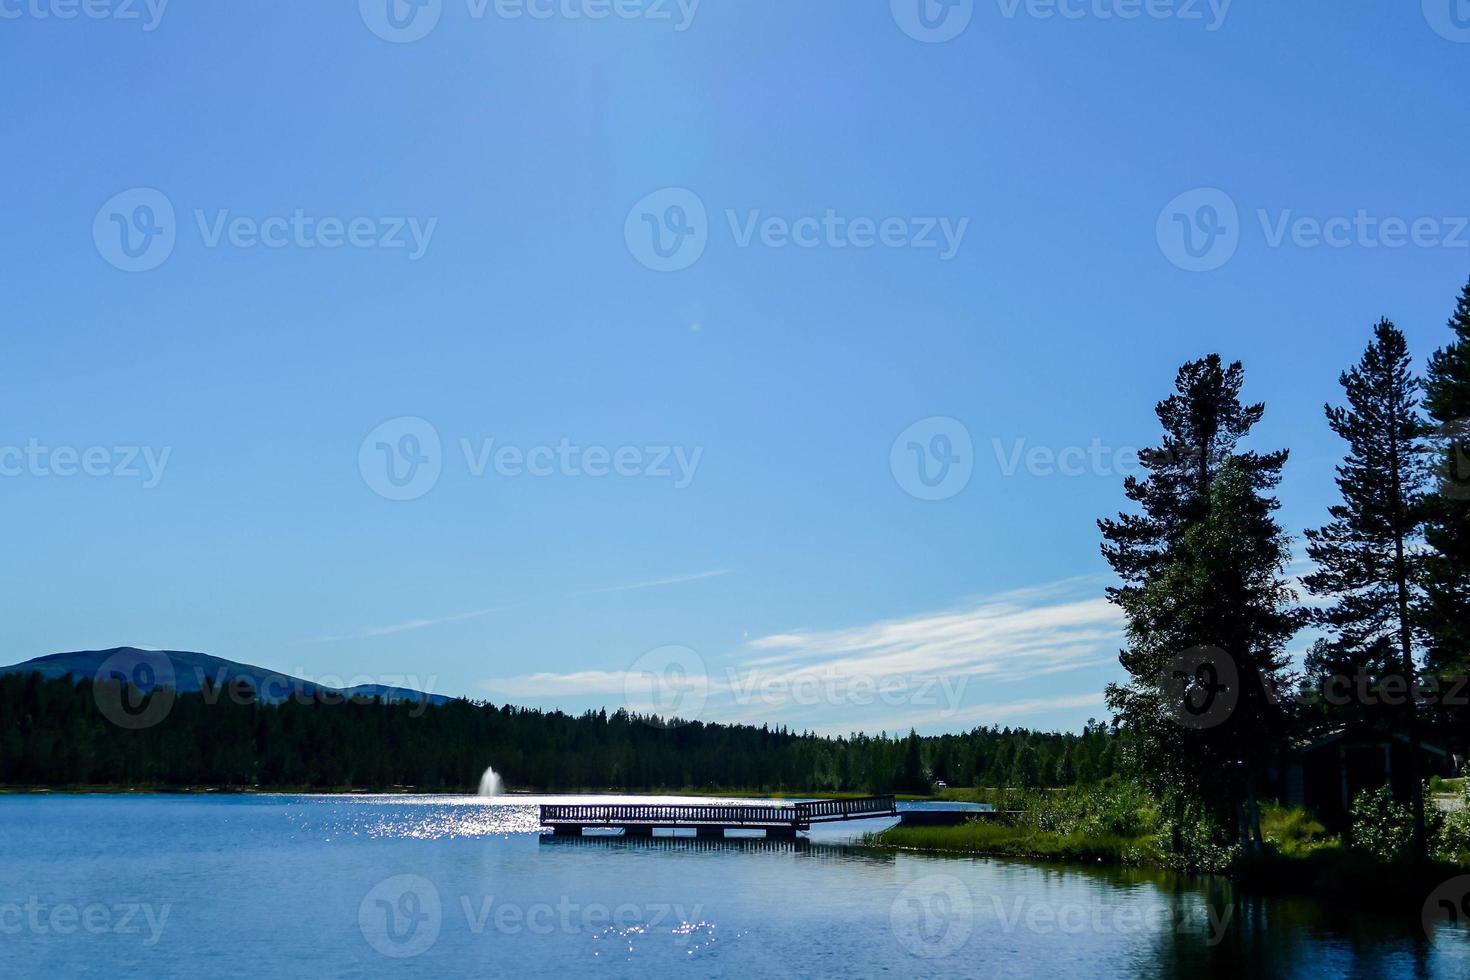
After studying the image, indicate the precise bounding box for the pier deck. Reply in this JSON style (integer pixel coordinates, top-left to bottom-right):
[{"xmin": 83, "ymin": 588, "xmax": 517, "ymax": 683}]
[{"xmin": 539, "ymin": 795, "xmax": 897, "ymax": 838}]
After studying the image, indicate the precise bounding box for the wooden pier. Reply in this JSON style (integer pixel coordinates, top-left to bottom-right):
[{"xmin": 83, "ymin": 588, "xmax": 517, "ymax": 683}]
[{"xmin": 539, "ymin": 795, "xmax": 897, "ymax": 839}]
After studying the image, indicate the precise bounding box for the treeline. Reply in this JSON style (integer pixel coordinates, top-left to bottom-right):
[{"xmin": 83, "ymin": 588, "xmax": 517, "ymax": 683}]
[
  {"xmin": 0, "ymin": 672, "xmax": 1121, "ymax": 793},
  {"xmin": 1104, "ymin": 277, "xmax": 1470, "ymax": 861}
]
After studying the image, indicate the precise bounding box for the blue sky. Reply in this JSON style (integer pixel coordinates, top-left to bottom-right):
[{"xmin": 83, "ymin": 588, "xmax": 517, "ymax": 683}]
[{"xmin": 1, "ymin": 1, "xmax": 1467, "ymax": 734}]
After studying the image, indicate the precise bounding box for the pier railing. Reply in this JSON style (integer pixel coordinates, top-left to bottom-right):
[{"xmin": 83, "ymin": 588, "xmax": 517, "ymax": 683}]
[
  {"xmin": 540, "ymin": 802, "xmax": 802, "ymax": 827},
  {"xmin": 793, "ymin": 796, "xmax": 896, "ymax": 821}
]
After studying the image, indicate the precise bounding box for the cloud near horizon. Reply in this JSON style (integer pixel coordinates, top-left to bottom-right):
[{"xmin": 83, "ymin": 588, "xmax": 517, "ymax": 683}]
[{"xmin": 481, "ymin": 577, "xmax": 1124, "ymax": 733}]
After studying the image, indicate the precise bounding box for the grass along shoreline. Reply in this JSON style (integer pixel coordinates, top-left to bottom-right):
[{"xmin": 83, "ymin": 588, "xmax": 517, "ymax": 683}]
[
  {"xmin": 863, "ymin": 819, "xmax": 1468, "ymax": 915},
  {"xmin": 860, "ymin": 785, "xmax": 1470, "ymax": 918}
]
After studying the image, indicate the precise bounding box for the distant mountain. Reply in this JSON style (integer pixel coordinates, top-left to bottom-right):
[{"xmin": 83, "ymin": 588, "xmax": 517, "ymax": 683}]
[{"xmin": 0, "ymin": 647, "xmax": 452, "ymax": 706}]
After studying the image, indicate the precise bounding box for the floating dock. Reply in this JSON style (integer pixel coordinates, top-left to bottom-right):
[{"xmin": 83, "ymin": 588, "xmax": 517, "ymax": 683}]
[{"xmin": 539, "ymin": 795, "xmax": 898, "ymax": 839}]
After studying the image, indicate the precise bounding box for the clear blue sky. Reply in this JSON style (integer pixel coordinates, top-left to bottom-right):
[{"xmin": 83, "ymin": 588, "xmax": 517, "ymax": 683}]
[{"xmin": 1, "ymin": 2, "xmax": 1466, "ymax": 734}]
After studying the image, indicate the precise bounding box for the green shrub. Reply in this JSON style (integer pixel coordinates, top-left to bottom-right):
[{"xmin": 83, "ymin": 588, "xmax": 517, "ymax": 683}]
[
  {"xmin": 1432, "ymin": 766, "xmax": 1470, "ymax": 866},
  {"xmin": 1260, "ymin": 804, "xmax": 1331, "ymax": 859},
  {"xmin": 1350, "ymin": 786, "xmax": 1413, "ymax": 863}
]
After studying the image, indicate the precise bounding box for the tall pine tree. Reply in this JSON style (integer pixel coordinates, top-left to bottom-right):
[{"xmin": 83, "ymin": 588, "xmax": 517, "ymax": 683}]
[
  {"xmin": 1422, "ymin": 277, "xmax": 1470, "ymax": 753},
  {"xmin": 1101, "ymin": 356, "xmax": 1298, "ymax": 853},
  {"xmin": 1302, "ymin": 319, "xmax": 1431, "ymax": 859}
]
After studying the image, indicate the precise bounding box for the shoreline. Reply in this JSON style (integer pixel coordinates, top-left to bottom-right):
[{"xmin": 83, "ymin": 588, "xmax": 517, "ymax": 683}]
[{"xmin": 860, "ymin": 822, "xmax": 1465, "ymax": 920}]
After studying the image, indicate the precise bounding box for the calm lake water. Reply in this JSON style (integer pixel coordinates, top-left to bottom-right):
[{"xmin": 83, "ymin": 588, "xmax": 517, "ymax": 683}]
[{"xmin": 1, "ymin": 794, "xmax": 1466, "ymax": 979}]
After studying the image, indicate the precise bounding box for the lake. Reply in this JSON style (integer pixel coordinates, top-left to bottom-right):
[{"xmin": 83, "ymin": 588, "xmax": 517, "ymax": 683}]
[{"xmin": 1, "ymin": 794, "xmax": 1466, "ymax": 978}]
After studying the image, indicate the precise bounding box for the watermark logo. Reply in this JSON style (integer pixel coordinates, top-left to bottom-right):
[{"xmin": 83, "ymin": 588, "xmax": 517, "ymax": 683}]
[
  {"xmin": 1157, "ymin": 188, "xmax": 1239, "ymax": 273},
  {"xmin": 1422, "ymin": 875, "xmax": 1470, "ymax": 935},
  {"xmin": 360, "ymin": 875, "xmax": 443, "ymax": 958},
  {"xmin": 1158, "ymin": 646, "xmax": 1238, "ymax": 729},
  {"xmin": 890, "ymin": 875, "xmax": 973, "ymax": 958},
  {"xmin": 1424, "ymin": 0, "xmax": 1470, "ymax": 43},
  {"xmin": 623, "ymin": 645, "xmax": 708, "ymax": 726},
  {"xmin": 93, "ymin": 649, "xmax": 176, "ymax": 730},
  {"xmin": 891, "ymin": 0, "xmax": 973, "ymax": 43},
  {"xmin": 360, "ymin": 0, "xmax": 443, "ymax": 42},
  {"xmin": 360, "ymin": 417, "xmax": 443, "ymax": 501},
  {"xmin": 625, "ymin": 187, "xmax": 708, "ymax": 272},
  {"xmin": 891, "ymin": 417, "xmax": 974, "ymax": 501},
  {"xmin": 94, "ymin": 188, "xmax": 176, "ymax": 273}
]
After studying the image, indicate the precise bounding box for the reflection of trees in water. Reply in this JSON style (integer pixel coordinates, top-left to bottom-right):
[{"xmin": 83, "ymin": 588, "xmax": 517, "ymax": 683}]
[
  {"xmin": 1140, "ymin": 872, "xmax": 1438, "ymax": 980},
  {"xmin": 972, "ymin": 860, "xmax": 1442, "ymax": 979}
]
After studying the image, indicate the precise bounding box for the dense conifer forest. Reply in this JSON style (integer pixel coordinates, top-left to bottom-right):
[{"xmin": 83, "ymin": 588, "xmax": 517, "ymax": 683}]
[{"xmin": 0, "ymin": 672, "xmax": 1120, "ymax": 793}]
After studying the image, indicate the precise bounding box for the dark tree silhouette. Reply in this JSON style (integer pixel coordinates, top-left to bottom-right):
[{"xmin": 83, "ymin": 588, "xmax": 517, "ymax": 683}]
[
  {"xmin": 1303, "ymin": 319, "xmax": 1432, "ymax": 859},
  {"xmin": 1102, "ymin": 356, "xmax": 1299, "ymax": 854},
  {"xmin": 1422, "ymin": 277, "xmax": 1470, "ymax": 752}
]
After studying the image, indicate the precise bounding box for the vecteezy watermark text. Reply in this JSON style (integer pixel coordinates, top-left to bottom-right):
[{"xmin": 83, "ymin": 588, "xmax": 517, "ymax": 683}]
[
  {"xmin": 0, "ymin": 0, "xmax": 168, "ymax": 30},
  {"xmin": 625, "ymin": 188, "xmax": 969, "ymax": 272},
  {"xmin": 994, "ymin": 0, "xmax": 1231, "ymax": 30},
  {"xmin": 358, "ymin": 417, "xmax": 703, "ymax": 501},
  {"xmin": 987, "ymin": 894, "xmax": 1234, "ymax": 946},
  {"xmin": 992, "ymin": 437, "xmax": 1143, "ymax": 479},
  {"xmin": 724, "ymin": 669, "xmax": 970, "ymax": 714},
  {"xmin": 1157, "ymin": 188, "xmax": 1469, "ymax": 272},
  {"xmin": 460, "ymin": 438, "xmax": 702, "ymax": 488},
  {"xmin": 359, "ymin": 0, "xmax": 700, "ymax": 44},
  {"xmin": 0, "ymin": 440, "xmax": 170, "ymax": 488},
  {"xmin": 891, "ymin": 0, "xmax": 1231, "ymax": 44},
  {"xmin": 358, "ymin": 874, "xmax": 705, "ymax": 959},
  {"xmin": 0, "ymin": 898, "xmax": 170, "ymax": 946},
  {"xmin": 620, "ymin": 645, "xmax": 971, "ymax": 728}
]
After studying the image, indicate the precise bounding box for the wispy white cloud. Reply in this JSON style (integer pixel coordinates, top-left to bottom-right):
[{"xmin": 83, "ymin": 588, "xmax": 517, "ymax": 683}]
[
  {"xmin": 572, "ymin": 569, "xmax": 730, "ymax": 596},
  {"xmin": 484, "ymin": 669, "xmax": 631, "ymax": 699},
  {"xmin": 741, "ymin": 577, "xmax": 1122, "ymax": 684},
  {"xmin": 301, "ymin": 569, "xmax": 727, "ymax": 648},
  {"xmin": 306, "ymin": 606, "xmax": 511, "ymax": 644},
  {"xmin": 481, "ymin": 577, "xmax": 1123, "ymax": 732}
]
